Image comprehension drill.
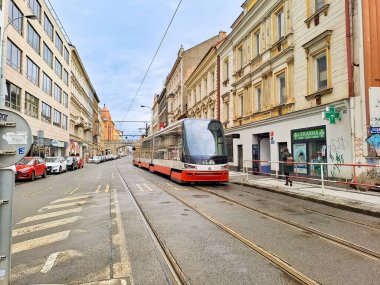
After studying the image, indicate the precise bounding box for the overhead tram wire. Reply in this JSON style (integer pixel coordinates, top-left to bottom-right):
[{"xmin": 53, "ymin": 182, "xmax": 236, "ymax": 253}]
[{"xmin": 121, "ymin": 0, "xmax": 183, "ymax": 122}]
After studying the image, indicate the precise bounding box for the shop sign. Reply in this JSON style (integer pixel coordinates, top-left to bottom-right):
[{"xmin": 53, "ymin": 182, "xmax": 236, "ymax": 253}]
[
  {"xmin": 322, "ymin": 105, "xmax": 341, "ymax": 124},
  {"xmin": 292, "ymin": 128, "xmax": 325, "ymax": 141},
  {"xmin": 51, "ymin": 140, "xmax": 59, "ymax": 147},
  {"xmin": 369, "ymin": 87, "xmax": 380, "ymax": 127},
  {"xmin": 370, "ymin": 127, "xmax": 380, "ymax": 134}
]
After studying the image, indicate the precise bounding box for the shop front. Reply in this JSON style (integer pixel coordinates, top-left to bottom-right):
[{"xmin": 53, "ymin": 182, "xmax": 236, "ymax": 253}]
[
  {"xmin": 30, "ymin": 137, "xmax": 68, "ymax": 158},
  {"xmin": 291, "ymin": 126, "xmax": 327, "ymax": 177}
]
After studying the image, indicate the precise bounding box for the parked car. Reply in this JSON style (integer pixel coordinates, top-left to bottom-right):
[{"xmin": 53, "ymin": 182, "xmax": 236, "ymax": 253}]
[
  {"xmin": 92, "ymin": 156, "xmax": 101, "ymax": 164},
  {"xmin": 66, "ymin": 156, "xmax": 78, "ymax": 171},
  {"xmin": 15, "ymin": 157, "xmax": 47, "ymax": 181},
  {"xmin": 76, "ymin": 157, "xmax": 84, "ymax": 169},
  {"xmin": 45, "ymin": 157, "xmax": 67, "ymax": 174}
]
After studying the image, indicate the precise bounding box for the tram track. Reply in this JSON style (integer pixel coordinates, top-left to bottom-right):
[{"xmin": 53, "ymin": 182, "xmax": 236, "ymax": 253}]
[
  {"xmin": 194, "ymin": 185, "xmax": 380, "ymax": 261},
  {"xmin": 116, "ymin": 167, "xmax": 190, "ymax": 285}
]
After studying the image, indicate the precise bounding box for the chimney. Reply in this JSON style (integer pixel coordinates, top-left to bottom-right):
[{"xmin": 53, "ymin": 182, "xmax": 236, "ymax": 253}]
[{"xmin": 219, "ymin": 31, "xmax": 227, "ymax": 38}]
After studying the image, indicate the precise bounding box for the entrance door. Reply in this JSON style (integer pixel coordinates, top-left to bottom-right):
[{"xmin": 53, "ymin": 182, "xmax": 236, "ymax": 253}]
[
  {"xmin": 237, "ymin": 145, "xmax": 243, "ymax": 172},
  {"xmin": 252, "ymin": 144, "xmax": 259, "ymax": 174},
  {"xmin": 278, "ymin": 142, "xmax": 288, "ymax": 175}
]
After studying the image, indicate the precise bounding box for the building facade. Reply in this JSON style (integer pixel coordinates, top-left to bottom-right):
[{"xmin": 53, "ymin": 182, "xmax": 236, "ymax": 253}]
[
  {"xmin": 69, "ymin": 46, "xmax": 98, "ymax": 160},
  {"xmin": 3, "ymin": 0, "xmax": 71, "ymax": 157}
]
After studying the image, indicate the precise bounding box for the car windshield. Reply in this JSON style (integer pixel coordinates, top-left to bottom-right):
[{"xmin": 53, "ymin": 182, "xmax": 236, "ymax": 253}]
[
  {"xmin": 16, "ymin": 158, "xmax": 34, "ymax": 165},
  {"xmin": 66, "ymin": 157, "xmax": 73, "ymax": 162},
  {"xmin": 45, "ymin": 157, "xmax": 60, "ymax": 163}
]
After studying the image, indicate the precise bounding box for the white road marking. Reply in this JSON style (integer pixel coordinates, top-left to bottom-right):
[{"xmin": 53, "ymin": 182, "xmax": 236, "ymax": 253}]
[
  {"xmin": 112, "ymin": 190, "xmax": 132, "ymax": 279},
  {"xmin": 105, "ymin": 184, "xmax": 110, "ymax": 193},
  {"xmin": 136, "ymin": 184, "xmax": 145, "ymax": 192},
  {"xmin": 51, "ymin": 195, "xmax": 90, "ymax": 204},
  {"xmin": 68, "ymin": 186, "xmax": 80, "ymax": 195},
  {"xmin": 95, "ymin": 185, "xmax": 101, "ymax": 193},
  {"xmin": 17, "ymin": 208, "xmax": 82, "ymax": 224},
  {"xmin": 144, "ymin": 184, "xmax": 153, "ymax": 192},
  {"xmin": 12, "ymin": 231, "xmax": 70, "ymax": 254},
  {"xmin": 166, "ymin": 182, "xmax": 188, "ymax": 191},
  {"xmin": 38, "ymin": 201, "xmax": 86, "ymax": 212},
  {"xmin": 41, "ymin": 252, "xmax": 60, "ymax": 274},
  {"xmin": 13, "ymin": 216, "xmax": 81, "ymax": 237}
]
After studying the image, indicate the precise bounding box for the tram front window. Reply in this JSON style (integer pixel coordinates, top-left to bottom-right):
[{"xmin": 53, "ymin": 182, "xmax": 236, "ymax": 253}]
[{"xmin": 183, "ymin": 120, "xmax": 227, "ymax": 164}]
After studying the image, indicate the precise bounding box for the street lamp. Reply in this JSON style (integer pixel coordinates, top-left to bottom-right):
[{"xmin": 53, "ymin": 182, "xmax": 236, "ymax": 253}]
[
  {"xmin": 140, "ymin": 105, "xmax": 152, "ymax": 110},
  {"xmin": 0, "ymin": 15, "xmax": 37, "ymax": 109}
]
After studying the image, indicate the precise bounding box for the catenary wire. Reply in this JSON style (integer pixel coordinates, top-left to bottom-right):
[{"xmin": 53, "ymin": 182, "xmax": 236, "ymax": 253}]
[{"xmin": 121, "ymin": 0, "xmax": 183, "ymax": 121}]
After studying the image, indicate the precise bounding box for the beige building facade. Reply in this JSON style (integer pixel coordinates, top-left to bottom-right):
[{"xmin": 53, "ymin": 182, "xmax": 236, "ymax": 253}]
[
  {"xmin": 69, "ymin": 46, "xmax": 98, "ymax": 160},
  {"xmin": 2, "ymin": 0, "xmax": 71, "ymax": 157}
]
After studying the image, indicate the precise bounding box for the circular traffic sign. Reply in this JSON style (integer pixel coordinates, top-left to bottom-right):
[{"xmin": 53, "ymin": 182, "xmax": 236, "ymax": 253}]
[{"xmin": 0, "ymin": 109, "xmax": 32, "ymax": 168}]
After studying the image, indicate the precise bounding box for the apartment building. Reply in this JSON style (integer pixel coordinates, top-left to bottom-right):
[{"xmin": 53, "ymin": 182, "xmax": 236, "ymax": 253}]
[
  {"xmin": 2, "ymin": 0, "xmax": 71, "ymax": 157},
  {"xmin": 218, "ymin": 0, "xmax": 354, "ymax": 179},
  {"xmin": 185, "ymin": 35, "xmax": 226, "ymax": 120},
  {"xmin": 69, "ymin": 46, "xmax": 99, "ymax": 160},
  {"xmin": 165, "ymin": 32, "xmax": 228, "ymax": 123}
]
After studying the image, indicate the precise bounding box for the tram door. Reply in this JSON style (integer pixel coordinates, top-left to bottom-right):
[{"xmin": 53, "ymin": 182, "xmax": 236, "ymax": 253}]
[
  {"xmin": 252, "ymin": 144, "xmax": 259, "ymax": 174},
  {"xmin": 237, "ymin": 145, "xmax": 243, "ymax": 172}
]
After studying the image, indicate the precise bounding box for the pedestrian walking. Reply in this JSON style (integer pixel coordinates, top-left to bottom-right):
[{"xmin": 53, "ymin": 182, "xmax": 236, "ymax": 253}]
[{"xmin": 281, "ymin": 147, "xmax": 293, "ymax": 186}]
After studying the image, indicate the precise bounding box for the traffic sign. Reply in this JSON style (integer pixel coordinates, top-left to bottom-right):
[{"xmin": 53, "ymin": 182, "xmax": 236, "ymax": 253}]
[{"xmin": 0, "ymin": 109, "xmax": 32, "ymax": 168}]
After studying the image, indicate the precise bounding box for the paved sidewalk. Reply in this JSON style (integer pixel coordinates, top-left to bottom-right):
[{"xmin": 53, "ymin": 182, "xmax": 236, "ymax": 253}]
[{"xmin": 229, "ymin": 171, "xmax": 380, "ymax": 217}]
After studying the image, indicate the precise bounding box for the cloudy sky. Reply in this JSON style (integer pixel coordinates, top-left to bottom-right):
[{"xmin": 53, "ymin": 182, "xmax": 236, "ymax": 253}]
[{"xmin": 51, "ymin": 0, "xmax": 242, "ymax": 136}]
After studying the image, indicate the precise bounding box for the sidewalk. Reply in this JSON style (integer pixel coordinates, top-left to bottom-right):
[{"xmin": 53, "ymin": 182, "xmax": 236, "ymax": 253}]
[{"xmin": 229, "ymin": 171, "xmax": 380, "ymax": 217}]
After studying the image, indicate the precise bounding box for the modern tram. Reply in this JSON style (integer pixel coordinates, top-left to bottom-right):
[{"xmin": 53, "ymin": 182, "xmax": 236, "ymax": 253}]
[{"xmin": 133, "ymin": 118, "xmax": 229, "ymax": 183}]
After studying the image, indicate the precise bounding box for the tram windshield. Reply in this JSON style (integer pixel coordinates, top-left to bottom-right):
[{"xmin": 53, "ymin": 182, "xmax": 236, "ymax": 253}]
[{"xmin": 183, "ymin": 119, "xmax": 227, "ymax": 164}]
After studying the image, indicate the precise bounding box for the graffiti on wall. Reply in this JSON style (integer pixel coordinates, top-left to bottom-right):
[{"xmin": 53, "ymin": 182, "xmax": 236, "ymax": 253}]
[
  {"xmin": 329, "ymin": 136, "xmax": 349, "ymax": 177},
  {"xmin": 366, "ymin": 134, "xmax": 380, "ymax": 157}
]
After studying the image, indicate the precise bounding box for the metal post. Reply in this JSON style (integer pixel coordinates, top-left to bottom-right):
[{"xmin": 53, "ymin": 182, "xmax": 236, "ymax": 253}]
[
  {"xmin": 321, "ymin": 163, "xmax": 325, "ymax": 195},
  {"xmin": 0, "ymin": 170, "xmax": 15, "ymax": 285}
]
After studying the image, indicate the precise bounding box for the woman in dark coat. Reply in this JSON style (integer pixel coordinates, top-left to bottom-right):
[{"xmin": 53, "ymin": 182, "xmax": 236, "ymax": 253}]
[{"xmin": 281, "ymin": 147, "xmax": 293, "ymax": 186}]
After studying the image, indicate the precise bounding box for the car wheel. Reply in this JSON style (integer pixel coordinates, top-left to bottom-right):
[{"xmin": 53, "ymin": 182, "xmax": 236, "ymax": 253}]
[
  {"xmin": 59, "ymin": 167, "xmax": 62, "ymax": 174},
  {"xmin": 42, "ymin": 170, "xmax": 47, "ymax": 178},
  {"xmin": 31, "ymin": 171, "xmax": 35, "ymax": 181}
]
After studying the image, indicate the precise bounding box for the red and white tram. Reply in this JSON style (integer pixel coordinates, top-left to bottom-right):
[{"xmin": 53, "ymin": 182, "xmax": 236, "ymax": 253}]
[{"xmin": 133, "ymin": 119, "xmax": 229, "ymax": 183}]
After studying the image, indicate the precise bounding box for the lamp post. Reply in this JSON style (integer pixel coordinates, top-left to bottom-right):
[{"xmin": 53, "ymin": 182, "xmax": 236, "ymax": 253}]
[{"xmin": 0, "ymin": 15, "xmax": 37, "ymax": 109}]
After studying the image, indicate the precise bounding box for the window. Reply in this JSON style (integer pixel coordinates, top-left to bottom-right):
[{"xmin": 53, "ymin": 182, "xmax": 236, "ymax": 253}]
[
  {"xmin": 27, "ymin": 0, "xmax": 41, "ymax": 21},
  {"xmin": 63, "ymin": 69, "xmax": 69, "ymax": 85},
  {"xmin": 6, "ymin": 40, "xmax": 21, "ymax": 72},
  {"xmin": 42, "ymin": 73, "xmax": 52, "ymax": 95},
  {"xmin": 43, "ymin": 43, "xmax": 53, "ymax": 67},
  {"xmin": 223, "ymin": 58, "xmax": 229, "ymax": 81},
  {"xmin": 237, "ymin": 45, "xmax": 244, "ymax": 70},
  {"xmin": 44, "ymin": 13, "xmax": 53, "ymax": 40},
  {"xmin": 255, "ymin": 86, "xmax": 262, "ymax": 111},
  {"xmin": 277, "ymin": 73, "xmax": 286, "ymax": 105},
  {"xmin": 63, "ymin": 91, "xmax": 68, "ymax": 107},
  {"xmin": 239, "ymin": 94, "xmax": 244, "ymax": 117},
  {"xmin": 254, "ymin": 31, "xmax": 260, "ymax": 57},
  {"xmin": 64, "ymin": 47, "xmax": 69, "ymax": 63},
  {"xmin": 62, "ymin": 114, "xmax": 68, "ymax": 130},
  {"xmin": 224, "ymin": 101, "xmax": 229, "ymax": 122},
  {"xmin": 316, "ymin": 54, "xmax": 327, "ymax": 90},
  {"xmin": 41, "ymin": 102, "xmax": 51, "ymax": 123},
  {"xmin": 8, "ymin": 1, "xmax": 23, "ymax": 34},
  {"xmin": 27, "ymin": 22, "xmax": 40, "ymax": 53},
  {"xmin": 204, "ymin": 78, "xmax": 207, "ymax": 97},
  {"xmin": 53, "ymin": 109, "xmax": 61, "ymax": 126},
  {"xmin": 25, "ymin": 92, "xmax": 39, "ymax": 118},
  {"xmin": 315, "ymin": 0, "xmax": 324, "ymax": 11},
  {"xmin": 54, "ymin": 84, "xmax": 62, "ymax": 103},
  {"xmin": 55, "ymin": 58, "xmax": 62, "ymax": 78},
  {"xmin": 276, "ymin": 9, "xmax": 285, "ymax": 41},
  {"xmin": 210, "ymin": 71, "xmax": 215, "ymax": 91},
  {"xmin": 26, "ymin": 57, "xmax": 39, "ymax": 85},
  {"xmin": 55, "ymin": 33, "xmax": 63, "ymax": 54},
  {"xmin": 5, "ymin": 82, "xmax": 21, "ymax": 111}
]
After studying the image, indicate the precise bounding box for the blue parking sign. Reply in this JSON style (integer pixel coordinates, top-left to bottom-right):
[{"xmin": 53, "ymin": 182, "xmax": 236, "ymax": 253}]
[{"xmin": 18, "ymin": 146, "xmax": 25, "ymax": 154}]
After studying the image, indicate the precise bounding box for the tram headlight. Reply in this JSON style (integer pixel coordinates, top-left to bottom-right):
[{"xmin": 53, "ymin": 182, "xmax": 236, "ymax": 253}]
[
  {"xmin": 222, "ymin": 164, "xmax": 229, "ymax": 169},
  {"xmin": 184, "ymin": 164, "xmax": 197, "ymax": 169}
]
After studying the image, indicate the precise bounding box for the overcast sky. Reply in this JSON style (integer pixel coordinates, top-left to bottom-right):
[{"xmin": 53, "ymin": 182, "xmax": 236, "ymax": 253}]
[{"xmin": 51, "ymin": 0, "xmax": 242, "ymax": 136}]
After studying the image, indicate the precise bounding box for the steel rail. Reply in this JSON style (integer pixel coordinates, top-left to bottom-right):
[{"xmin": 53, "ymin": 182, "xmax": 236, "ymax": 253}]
[
  {"xmin": 155, "ymin": 184, "xmax": 320, "ymax": 285},
  {"xmin": 195, "ymin": 185, "xmax": 380, "ymax": 261},
  {"xmin": 115, "ymin": 167, "xmax": 190, "ymax": 285}
]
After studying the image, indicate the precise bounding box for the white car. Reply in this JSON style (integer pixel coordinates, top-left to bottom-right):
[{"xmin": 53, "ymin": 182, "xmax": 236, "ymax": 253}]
[
  {"xmin": 92, "ymin": 156, "xmax": 101, "ymax": 164},
  {"xmin": 45, "ymin": 157, "xmax": 67, "ymax": 174}
]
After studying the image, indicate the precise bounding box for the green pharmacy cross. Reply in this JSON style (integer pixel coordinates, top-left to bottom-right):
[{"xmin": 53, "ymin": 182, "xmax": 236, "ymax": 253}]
[{"xmin": 322, "ymin": 105, "xmax": 341, "ymax": 124}]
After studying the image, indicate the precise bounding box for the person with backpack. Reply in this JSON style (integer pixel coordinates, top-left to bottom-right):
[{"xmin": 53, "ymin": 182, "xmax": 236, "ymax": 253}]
[{"xmin": 281, "ymin": 147, "xmax": 293, "ymax": 186}]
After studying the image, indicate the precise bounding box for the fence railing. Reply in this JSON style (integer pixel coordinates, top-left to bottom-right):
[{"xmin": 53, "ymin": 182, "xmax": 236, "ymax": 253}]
[{"xmin": 243, "ymin": 160, "xmax": 380, "ymax": 193}]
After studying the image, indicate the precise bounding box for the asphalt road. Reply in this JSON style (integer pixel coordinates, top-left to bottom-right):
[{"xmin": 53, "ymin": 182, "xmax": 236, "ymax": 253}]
[{"xmin": 10, "ymin": 157, "xmax": 380, "ymax": 285}]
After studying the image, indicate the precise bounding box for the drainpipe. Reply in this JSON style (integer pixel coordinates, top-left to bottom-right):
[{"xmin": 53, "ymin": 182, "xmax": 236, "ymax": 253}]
[
  {"xmin": 345, "ymin": 0, "xmax": 354, "ymax": 97},
  {"xmin": 217, "ymin": 55, "xmax": 221, "ymax": 121}
]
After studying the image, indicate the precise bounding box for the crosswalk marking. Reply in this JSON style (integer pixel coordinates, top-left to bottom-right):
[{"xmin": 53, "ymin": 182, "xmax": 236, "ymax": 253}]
[
  {"xmin": 13, "ymin": 216, "xmax": 81, "ymax": 237},
  {"xmin": 41, "ymin": 252, "xmax": 60, "ymax": 274},
  {"xmin": 38, "ymin": 201, "xmax": 86, "ymax": 212},
  {"xmin": 51, "ymin": 195, "xmax": 90, "ymax": 204},
  {"xmin": 12, "ymin": 231, "xmax": 70, "ymax": 254},
  {"xmin": 17, "ymin": 208, "xmax": 82, "ymax": 224}
]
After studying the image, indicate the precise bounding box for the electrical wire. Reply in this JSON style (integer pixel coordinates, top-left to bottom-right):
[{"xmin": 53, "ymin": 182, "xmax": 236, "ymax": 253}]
[{"xmin": 121, "ymin": 0, "xmax": 183, "ymax": 121}]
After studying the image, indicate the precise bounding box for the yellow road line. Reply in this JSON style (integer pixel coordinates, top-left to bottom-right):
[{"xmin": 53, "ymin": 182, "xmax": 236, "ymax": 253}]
[
  {"xmin": 95, "ymin": 185, "xmax": 101, "ymax": 193},
  {"xmin": 105, "ymin": 185, "xmax": 110, "ymax": 193}
]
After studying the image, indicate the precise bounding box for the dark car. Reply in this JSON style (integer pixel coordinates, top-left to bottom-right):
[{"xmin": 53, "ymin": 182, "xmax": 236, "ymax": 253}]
[
  {"xmin": 66, "ymin": 156, "xmax": 78, "ymax": 171},
  {"xmin": 15, "ymin": 157, "xmax": 47, "ymax": 181}
]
